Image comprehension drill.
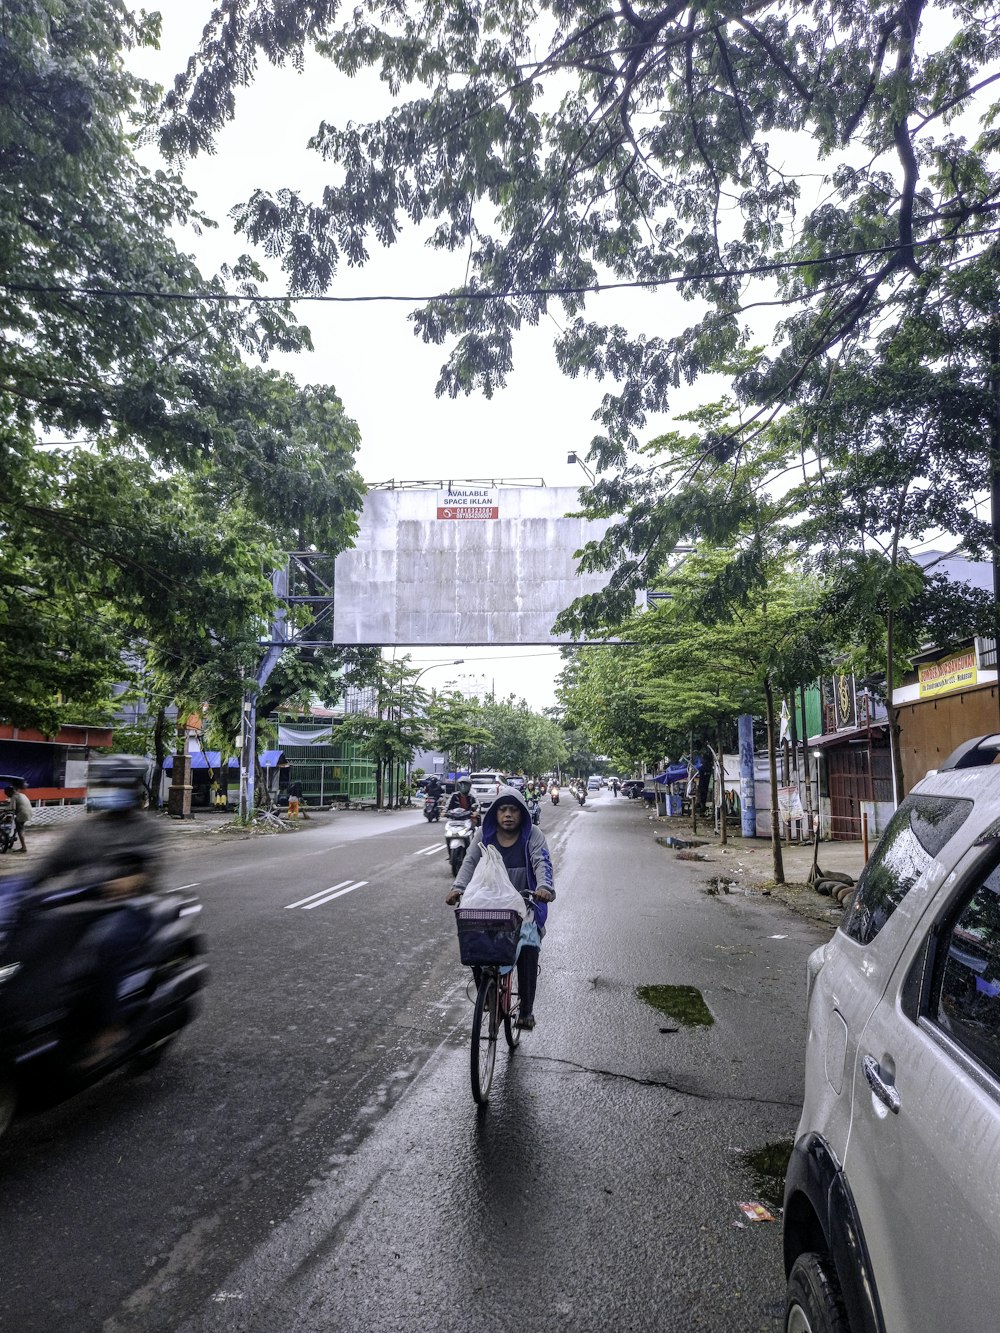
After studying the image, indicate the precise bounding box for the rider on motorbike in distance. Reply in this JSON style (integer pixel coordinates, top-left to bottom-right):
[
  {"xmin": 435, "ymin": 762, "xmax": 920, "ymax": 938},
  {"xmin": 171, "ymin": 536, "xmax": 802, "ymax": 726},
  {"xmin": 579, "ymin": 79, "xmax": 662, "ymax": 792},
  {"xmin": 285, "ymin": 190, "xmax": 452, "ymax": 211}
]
[
  {"xmin": 444, "ymin": 778, "xmax": 480, "ymax": 825},
  {"xmin": 33, "ymin": 755, "xmax": 164, "ymax": 1068}
]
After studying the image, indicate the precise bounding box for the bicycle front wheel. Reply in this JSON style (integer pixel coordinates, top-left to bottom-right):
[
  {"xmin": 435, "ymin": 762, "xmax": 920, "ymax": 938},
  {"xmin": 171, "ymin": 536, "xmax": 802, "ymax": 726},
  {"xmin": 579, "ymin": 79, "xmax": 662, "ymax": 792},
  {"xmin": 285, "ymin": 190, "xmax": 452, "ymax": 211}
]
[
  {"xmin": 470, "ymin": 974, "xmax": 499, "ymax": 1105},
  {"xmin": 502, "ymin": 968, "xmax": 521, "ymax": 1050}
]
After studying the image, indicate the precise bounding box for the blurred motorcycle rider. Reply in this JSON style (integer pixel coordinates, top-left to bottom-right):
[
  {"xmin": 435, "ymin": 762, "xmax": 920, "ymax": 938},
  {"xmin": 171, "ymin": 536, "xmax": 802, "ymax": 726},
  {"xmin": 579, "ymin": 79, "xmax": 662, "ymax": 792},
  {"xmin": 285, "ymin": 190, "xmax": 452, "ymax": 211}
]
[
  {"xmin": 445, "ymin": 778, "xmax": 480, "ymax": 826},
  {"xmin": 35, "ymin": 755, "xmax": 164, "ymax": 1068}
]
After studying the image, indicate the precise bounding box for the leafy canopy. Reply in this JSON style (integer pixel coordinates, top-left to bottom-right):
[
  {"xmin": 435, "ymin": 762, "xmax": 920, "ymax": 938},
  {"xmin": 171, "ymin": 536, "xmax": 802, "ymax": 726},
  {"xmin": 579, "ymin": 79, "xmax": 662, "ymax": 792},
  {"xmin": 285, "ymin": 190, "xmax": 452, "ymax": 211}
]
[{"xmin": 1, "ymin": 1, "xmax": 366, "ymax": 731}]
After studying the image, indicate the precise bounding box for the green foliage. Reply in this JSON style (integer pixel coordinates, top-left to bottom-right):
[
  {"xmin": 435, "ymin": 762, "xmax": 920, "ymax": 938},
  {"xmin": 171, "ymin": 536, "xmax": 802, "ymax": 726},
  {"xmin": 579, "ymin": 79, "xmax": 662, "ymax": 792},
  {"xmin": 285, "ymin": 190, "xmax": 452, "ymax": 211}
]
[
  {"xmin": 0, "ymin": 1, "xmax": 366, "ymax": 733},
  {"xmin": 425, "ymin": 690, "xmax": 492, "ymax": 770},
  {"xmin": 164, "ymin": 0, "xmax": 1000, "ymax": 455},
  {"xmin": 472, "ymin": 694, "xmax": 569, "ymax": 775}
]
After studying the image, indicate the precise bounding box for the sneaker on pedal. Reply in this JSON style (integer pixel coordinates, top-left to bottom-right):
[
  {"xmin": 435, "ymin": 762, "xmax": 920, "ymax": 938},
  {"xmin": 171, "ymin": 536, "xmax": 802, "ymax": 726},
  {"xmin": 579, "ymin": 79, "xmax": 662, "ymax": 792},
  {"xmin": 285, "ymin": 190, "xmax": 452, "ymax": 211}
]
[{"xmin": 516, "ymin": 1013, "xmax": 535, "ymax": 1030}]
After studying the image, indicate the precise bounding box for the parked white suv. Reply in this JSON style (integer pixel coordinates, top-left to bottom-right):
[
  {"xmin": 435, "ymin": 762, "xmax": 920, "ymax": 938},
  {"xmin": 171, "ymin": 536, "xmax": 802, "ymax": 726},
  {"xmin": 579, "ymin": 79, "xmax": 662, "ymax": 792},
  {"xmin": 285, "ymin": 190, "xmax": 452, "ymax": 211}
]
[
  {"xmin": 783, "ymin": 733, "xmax": 1000, "ymax": 1331},
  {"xmin": 467, "ymin": 772, "xmax": 506, "ymax": 811}
]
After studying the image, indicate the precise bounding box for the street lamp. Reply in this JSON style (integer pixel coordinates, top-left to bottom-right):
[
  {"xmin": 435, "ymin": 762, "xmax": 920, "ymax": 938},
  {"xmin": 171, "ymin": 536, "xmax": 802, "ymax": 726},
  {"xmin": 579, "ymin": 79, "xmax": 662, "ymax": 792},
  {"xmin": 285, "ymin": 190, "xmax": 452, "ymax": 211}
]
[
  {"xmin": 413, "ymin": 659, "xmax": 465, "ymax": 687},
  {"xmin": 567, "ymin": 451, "xmax": 596, "ymax": 484}
]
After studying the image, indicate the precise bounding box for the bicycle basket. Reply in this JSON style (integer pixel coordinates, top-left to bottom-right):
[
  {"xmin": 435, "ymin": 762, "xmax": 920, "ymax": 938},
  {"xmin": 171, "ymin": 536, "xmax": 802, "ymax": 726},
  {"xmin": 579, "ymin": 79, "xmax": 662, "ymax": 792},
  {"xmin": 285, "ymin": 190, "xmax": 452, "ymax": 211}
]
[{"xmin": 455, "ymin": 907, "xmax": 522, "ymax": 966}]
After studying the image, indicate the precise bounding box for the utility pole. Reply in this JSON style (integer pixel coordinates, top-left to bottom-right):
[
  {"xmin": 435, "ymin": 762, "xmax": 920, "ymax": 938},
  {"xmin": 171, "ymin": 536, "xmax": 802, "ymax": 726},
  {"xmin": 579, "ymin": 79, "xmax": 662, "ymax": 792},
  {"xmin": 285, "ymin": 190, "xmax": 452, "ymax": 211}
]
[{"xmin": 238, "ymin": 567, "xmax": 288, "ymax": 821}]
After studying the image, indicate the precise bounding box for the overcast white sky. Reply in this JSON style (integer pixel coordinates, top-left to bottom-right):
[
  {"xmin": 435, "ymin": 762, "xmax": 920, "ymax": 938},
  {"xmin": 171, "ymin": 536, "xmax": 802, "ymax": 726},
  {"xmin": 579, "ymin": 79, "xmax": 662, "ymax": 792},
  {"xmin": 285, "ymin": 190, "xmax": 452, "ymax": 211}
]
[{"xmin": 130, "ymin": 5, "xmax": 981, "ymax": 710}]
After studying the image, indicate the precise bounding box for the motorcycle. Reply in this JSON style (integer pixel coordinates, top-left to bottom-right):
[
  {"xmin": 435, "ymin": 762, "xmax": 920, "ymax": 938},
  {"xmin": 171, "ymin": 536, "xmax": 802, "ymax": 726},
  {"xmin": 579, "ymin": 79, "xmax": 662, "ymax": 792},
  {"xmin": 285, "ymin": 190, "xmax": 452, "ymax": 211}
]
[
  {"xmin": 575, "ymin": 784, "xmax": 586, "ymax": 805},
  {"xmin": 550, "ymin": 786, "xmax": 560, "ymax": 806},
  {"xmin": 0, "ymin": 810, "xmax": 16, "ymax": 854},
  {"xmin": 423, "ymin": 793, "xmax": 442, "ymax": 822},
  {"xmin": 443, "ymin": 808, "xmax": 474, "ymax": 876},
  {"xmin": 527, "ymin": 797, "xmax": 541, "ymax": 826},
  {"xmin": 0, "ymin": 869, "xmax": 208, "ymax": 1140}
]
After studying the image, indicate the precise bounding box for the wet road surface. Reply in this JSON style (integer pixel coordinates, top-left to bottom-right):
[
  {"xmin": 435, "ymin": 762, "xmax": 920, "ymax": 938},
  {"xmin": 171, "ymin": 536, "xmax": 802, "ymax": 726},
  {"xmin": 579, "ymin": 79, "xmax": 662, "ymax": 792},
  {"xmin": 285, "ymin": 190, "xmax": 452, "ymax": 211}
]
[{"xmin": 0, "ymin": 794, "xmax": 828, "ymax": 1331}]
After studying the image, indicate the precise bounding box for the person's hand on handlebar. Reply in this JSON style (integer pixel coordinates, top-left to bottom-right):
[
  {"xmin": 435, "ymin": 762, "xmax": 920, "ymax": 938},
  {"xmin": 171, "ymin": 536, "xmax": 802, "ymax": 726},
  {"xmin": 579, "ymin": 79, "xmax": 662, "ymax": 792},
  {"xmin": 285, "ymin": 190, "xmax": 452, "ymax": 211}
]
[
  {"xmin": 445, "ymin": 889, "xmax": 462, "ymax": 906},
  {"xmin": 534, "ymin": 887, "xmax": 553, "ymax": 903}
]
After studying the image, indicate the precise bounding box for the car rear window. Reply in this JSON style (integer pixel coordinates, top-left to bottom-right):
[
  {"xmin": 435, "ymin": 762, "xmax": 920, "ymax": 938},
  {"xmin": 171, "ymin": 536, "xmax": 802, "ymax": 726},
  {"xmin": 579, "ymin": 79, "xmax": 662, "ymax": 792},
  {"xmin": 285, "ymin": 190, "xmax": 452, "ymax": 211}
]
[{"xmin": 842, "ymin": 794, "xmax": 974, "ymax": 946}]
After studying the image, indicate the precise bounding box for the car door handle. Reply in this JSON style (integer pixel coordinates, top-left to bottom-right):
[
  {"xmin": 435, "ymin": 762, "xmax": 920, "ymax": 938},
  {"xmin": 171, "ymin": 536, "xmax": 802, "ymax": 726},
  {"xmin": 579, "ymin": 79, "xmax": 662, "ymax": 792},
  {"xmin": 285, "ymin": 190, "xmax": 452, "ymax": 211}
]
[{"xmin": 863, "ymin": 1054, "xmax": 901, "ymax": 1114}]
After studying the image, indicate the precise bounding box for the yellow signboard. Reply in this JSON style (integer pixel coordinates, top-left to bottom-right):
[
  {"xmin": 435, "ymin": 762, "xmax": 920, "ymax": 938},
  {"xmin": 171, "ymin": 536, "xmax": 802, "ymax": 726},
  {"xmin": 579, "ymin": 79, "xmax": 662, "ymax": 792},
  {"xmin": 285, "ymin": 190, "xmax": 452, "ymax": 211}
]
[{"xmin": 918, "ymin": 650, "xmax": 977, "ymax": 699}]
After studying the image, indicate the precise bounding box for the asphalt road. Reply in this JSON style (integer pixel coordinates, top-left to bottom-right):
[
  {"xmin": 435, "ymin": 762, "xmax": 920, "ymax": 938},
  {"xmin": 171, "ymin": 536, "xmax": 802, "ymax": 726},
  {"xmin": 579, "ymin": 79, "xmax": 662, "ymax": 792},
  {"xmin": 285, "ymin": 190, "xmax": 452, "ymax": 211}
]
[{"xmin": 0, "ymin": 793, "xmax": 832, "ymax": 1332}]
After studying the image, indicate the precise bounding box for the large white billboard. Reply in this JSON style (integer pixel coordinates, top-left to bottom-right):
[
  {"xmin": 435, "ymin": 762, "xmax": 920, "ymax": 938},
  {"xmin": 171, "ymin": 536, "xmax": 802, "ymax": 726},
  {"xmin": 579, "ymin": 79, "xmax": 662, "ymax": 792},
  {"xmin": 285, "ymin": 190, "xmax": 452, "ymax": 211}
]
[{"xmin": 332, "ymin": 485, "xmax": 617, "ymax": 646}]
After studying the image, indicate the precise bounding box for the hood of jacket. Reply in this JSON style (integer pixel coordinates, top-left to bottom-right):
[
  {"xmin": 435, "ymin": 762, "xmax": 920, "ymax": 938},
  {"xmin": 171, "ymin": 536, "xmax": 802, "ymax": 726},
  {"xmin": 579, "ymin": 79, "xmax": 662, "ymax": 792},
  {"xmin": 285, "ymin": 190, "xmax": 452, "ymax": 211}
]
[
  {"xmin": 461, "ymin": 783, "xmax": 552, "ymax": 904},
  {"xmin": 481, "ymin": 784, "xmax": 532, "ymax": 853}
]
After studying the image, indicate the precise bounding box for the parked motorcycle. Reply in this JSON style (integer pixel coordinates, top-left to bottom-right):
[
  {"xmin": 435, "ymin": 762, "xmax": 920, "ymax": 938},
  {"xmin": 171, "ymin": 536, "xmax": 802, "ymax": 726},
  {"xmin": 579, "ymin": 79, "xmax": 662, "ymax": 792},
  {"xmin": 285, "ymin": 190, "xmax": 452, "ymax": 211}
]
[
  {"xmin": 0, "ymin": 869, "xmax": 207, "ymax": 1139},
  {"xmin": 423, "ymin": 794, "xmax": 442, "ymax": 822},
  {"xmin": 443, "ymin": 808, "xmax": 475, "ymax": 876},
  {"xmin": 0, "ymin": 810, "xmax": 16, "ymax": 854}
]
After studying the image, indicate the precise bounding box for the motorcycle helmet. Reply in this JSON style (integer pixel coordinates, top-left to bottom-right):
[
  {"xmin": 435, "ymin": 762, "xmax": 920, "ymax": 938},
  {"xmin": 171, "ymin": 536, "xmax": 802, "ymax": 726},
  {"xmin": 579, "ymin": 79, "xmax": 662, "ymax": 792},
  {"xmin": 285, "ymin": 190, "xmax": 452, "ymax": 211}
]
[
  {"xmin": 87, "ymin": 754, "xmax": 150, "ymax": 812},
  {"xmin": 456, "ymin": 779, "xmax": 472, "ymax": 795}
]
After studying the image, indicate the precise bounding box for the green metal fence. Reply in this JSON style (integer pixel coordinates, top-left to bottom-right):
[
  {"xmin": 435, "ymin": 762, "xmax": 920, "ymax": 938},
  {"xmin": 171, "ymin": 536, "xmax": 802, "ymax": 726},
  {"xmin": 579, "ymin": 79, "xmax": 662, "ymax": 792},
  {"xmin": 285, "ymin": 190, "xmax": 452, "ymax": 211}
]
[{"xmin": 282, "ymin": 740, "xmax": 376, "ymax": 805}]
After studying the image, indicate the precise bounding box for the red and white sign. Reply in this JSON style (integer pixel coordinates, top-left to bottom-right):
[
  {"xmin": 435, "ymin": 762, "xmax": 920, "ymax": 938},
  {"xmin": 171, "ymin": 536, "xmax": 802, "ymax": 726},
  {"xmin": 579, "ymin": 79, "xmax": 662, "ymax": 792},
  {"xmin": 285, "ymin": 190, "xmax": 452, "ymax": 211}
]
[{"xmin": 436, "ymin": 487, "xmax": 499, "ymax": 520}]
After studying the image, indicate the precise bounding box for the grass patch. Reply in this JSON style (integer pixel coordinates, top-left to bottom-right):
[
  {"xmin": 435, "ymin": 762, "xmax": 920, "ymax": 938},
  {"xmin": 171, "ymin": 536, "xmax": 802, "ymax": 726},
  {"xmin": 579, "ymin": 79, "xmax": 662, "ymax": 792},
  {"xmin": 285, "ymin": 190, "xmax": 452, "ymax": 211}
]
[{"xmin": 636, "ymin": 984, "xmax": 714, "ymax": 1027}]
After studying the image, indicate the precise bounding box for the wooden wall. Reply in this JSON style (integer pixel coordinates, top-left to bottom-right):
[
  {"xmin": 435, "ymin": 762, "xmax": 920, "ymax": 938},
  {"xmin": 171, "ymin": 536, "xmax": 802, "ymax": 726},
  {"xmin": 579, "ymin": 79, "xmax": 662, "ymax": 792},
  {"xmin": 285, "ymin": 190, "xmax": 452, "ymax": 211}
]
[{"xmin": 897, "ymin": 683, "xmax": 1000, "ymax": 792}]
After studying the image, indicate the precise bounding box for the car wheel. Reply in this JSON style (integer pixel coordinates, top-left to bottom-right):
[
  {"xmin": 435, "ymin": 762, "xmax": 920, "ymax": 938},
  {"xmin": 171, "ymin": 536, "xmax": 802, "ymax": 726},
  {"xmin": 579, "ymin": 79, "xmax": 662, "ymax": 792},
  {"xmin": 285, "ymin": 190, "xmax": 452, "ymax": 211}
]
[{"xmin": 785, "ymin": 1253, "xmax": 850, "ymax": 1333}]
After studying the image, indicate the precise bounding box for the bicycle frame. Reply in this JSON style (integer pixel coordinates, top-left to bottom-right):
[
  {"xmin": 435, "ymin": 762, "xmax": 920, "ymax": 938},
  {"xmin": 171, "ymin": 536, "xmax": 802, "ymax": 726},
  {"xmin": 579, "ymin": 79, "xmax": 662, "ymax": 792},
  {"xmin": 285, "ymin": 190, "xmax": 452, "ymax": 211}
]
[{"xmin": 470, "ymin": 961, "xmax": 521, "ymax": 1105}]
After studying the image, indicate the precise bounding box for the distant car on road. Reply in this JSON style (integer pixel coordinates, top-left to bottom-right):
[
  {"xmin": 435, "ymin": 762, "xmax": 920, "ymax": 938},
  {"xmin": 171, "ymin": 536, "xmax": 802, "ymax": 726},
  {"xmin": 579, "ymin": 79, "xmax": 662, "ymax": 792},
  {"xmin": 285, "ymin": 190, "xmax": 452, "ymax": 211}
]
[
  {"xmin": 620, "ymin": 780, "xmax": 645, "ymax": 799},
  {"xmin": 587, "ymin": 776, "xmax": 601, "ymax": 791},
  {"xmin": 468, "ymin": 772, "xmax": 506, "ymax": 810},
  {"xmin": 783, "ymin": 732, "xmax": 1000, "ymax": 1333}
]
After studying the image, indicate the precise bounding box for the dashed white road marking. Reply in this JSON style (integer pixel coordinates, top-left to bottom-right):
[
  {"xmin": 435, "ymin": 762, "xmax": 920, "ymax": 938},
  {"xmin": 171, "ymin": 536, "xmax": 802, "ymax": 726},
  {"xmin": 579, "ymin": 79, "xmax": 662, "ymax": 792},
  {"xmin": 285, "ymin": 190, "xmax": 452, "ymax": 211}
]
[
  {"xmin": 302, "ymin": 880, "xmax": 369, "ymax": 910},
  {"xmin": 414, "ymin": 843, "xmax": 445, "ymax": 856},
  {"xmin": 284, "ymin": 880, "xmax": 355, "ymax": 909}
]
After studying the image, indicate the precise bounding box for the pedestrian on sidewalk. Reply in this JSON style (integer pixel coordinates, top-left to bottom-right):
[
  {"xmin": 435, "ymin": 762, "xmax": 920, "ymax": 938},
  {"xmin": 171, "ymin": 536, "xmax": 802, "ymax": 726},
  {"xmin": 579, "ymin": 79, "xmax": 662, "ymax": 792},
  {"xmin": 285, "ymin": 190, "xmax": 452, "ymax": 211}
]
[{"xmin": 4, "ymin": 785, "xmax": 31, "ymax": 853}]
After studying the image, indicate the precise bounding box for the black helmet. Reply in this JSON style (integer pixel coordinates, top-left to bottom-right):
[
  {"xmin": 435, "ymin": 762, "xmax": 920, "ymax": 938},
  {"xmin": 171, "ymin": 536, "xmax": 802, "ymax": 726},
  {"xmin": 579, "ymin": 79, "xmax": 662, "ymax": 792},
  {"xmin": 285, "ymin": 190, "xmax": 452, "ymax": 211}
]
[{"xmin": 87, "ymin": 755, "xmax": 149, "ymax": 812}]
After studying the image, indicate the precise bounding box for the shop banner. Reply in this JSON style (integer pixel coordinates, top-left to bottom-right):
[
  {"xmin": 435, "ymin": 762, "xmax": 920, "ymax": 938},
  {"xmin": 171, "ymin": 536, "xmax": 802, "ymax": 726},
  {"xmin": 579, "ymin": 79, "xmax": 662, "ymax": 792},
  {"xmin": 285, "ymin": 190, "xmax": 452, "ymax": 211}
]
[{"xmin": 918, "ymin": 651, "xmax": 977, "ymax": 699}]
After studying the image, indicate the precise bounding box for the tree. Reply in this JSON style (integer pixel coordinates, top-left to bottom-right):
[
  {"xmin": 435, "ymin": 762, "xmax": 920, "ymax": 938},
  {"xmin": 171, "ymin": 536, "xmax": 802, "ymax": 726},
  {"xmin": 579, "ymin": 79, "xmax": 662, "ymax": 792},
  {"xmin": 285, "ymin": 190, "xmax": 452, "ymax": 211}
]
[
  {"xmin": 473, "ymin": 695, "xmax": 569, "ymax": 775},
  {"xmin": 785, "ymin": 349, "xmax": 995, "ymax": 799},
  {"xmin": 164, "ymin": 0, "xmax": 1000, "ymax": 467},
  {"xmin": 556, "ymin": 647, "xmax": 666, "ymax": 777},
  {"xmin": 0, "ymin": 2, "xmax": 365, "ymax": 734},
  {"xmin": 337, "ymin": 657, "xmax": 429, "ymax": 808},
  {"xmin": 425, "ymin": 690, "xmax": 492, "ymax": 772}
]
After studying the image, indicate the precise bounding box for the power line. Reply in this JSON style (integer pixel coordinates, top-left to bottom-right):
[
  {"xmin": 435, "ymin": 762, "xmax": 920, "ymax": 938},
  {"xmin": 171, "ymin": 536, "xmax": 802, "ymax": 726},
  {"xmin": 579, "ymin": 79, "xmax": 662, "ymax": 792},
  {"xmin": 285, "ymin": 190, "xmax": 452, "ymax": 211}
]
[{"xmin": 3, "ymin": 227, "xmax": 998, "ymax": 307}]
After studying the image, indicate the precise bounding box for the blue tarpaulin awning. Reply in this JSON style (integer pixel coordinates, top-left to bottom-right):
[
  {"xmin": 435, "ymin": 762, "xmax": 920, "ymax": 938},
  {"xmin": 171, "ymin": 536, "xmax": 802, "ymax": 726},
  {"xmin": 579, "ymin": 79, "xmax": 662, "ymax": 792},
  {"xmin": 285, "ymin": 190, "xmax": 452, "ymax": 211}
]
[
  {"xmin": 163, "ymin": 750, "xmax": 285, "ymax": 770},
  {"xmin": 654, "ymin": 758, "xmax": 703, "ymax": 785},
  {"xmin": 163, "ymin": 752, "xmax": 238, "ymax": 771}
]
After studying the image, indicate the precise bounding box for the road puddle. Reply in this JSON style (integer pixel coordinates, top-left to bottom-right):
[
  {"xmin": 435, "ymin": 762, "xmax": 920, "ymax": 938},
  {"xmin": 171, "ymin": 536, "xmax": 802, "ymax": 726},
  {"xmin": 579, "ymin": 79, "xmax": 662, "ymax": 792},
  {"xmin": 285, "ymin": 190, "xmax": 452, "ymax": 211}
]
[
  {"xmin": 705, "ymin": 876, "xmax": 760, "ymax": 897},
  {"xmin": 737, "ymin": 1138, "xmax": 794, "ymax": 1210},
  {"xmin": 636, "ymin": 983, "xmax": 714, "ymax": 1026}
]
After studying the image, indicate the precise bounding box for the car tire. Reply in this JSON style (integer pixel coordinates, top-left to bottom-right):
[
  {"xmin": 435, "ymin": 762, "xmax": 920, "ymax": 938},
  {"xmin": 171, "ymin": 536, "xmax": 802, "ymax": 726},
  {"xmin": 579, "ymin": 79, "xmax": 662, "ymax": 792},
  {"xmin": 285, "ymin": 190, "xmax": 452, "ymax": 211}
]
[{"xmin": 785, "ymin": 1253, "xmax": 850, "ymax": 1333}]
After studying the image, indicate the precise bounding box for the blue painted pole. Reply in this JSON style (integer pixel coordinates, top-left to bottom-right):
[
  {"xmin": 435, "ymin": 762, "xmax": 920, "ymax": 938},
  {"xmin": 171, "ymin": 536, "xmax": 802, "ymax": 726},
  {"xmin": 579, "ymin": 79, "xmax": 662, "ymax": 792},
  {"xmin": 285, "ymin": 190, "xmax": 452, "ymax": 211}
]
[{"xmin": 738, "ymin": 714, "xmax": 756, "ymax": 838}]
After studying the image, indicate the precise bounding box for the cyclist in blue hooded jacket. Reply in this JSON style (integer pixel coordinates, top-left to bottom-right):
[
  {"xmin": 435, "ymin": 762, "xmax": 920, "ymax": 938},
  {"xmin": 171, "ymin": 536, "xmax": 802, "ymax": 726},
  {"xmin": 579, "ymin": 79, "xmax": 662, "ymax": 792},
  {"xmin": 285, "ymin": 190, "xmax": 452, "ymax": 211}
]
[{"xmin": 446, "ymin": 784, "xmax": 554, "ymax": 1030}]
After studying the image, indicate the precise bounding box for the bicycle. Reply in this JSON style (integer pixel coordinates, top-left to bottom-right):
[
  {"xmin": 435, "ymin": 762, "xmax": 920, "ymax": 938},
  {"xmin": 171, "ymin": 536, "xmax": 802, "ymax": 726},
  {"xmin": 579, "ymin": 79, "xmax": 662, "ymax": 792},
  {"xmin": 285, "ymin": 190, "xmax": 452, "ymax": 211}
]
[{"xmin": 454, "ymin": 900, "xmax": 532, "ymax": 1105}]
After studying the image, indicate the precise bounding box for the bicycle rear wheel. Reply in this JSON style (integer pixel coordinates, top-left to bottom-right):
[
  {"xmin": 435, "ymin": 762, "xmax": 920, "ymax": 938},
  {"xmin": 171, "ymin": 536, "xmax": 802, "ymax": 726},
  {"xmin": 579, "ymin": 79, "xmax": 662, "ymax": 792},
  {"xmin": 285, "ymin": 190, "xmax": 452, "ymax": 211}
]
[
  {"xmin": 502, "ymin": 969, "xmax": 521, "ymax": 1049},
  {"xmin": 470, "ymin": 973, "xmax": 499, "ymax": 1105}
]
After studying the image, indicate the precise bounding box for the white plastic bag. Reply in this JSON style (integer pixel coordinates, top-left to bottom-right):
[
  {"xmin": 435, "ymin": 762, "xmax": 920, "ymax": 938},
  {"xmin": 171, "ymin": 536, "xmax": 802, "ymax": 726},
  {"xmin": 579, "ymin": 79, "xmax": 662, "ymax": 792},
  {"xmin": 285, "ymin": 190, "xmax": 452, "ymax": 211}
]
[{"xmin": 460, "ymin": 845, "xmax": 527, "ymax": 918}]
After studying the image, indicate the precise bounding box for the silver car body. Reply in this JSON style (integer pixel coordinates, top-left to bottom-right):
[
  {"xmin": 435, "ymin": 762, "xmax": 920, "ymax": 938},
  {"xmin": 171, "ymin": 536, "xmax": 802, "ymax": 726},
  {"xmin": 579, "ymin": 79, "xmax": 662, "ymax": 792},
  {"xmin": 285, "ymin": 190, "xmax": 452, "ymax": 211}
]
[
  {"xmin": 467, "ymin": 772, "xmax": 505, "ymax": 811},
  {"xmin": 792, "ymin": 758, "xmax": 1000, "ymax": 1330}
]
